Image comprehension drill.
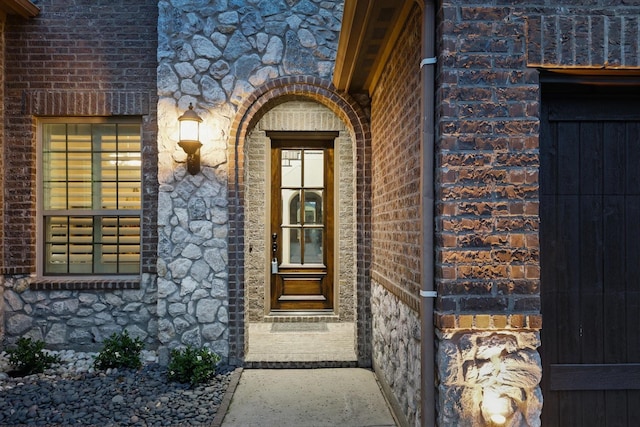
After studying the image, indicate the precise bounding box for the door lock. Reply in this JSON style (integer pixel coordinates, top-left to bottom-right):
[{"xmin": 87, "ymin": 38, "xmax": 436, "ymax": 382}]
[{"xmin": 271, "ymin": 233, "xmax": 278, "ymax": 274}]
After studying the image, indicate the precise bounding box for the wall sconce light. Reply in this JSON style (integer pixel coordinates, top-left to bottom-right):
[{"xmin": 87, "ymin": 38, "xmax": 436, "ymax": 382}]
[{"xmin": 178, "ymin": 103, "xmax": 203, "ymax": 175}]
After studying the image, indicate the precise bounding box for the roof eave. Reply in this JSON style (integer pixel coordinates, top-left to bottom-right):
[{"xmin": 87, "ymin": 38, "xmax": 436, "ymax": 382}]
[
  {"xmin": 333, "ymin": 0, "xmax": 418, "ymax": 94},
  {"xmin": 1, "ymin": 0, "xmax": 40, "ymax": 18},
  {"xmin": 332, "ymin": 0, "xmax": 374, "ymax": 92}
]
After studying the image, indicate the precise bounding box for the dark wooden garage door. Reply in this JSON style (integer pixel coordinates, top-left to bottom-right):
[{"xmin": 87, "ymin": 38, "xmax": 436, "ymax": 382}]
[{"xmin": 540, "ymin": 83, "xmax": 640, "ymax": 427}]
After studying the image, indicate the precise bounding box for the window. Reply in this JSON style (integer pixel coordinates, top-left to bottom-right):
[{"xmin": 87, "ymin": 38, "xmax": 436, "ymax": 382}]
[{"xmin": 39, "ymin": 119, "xmax": 141, "ymax": 276}]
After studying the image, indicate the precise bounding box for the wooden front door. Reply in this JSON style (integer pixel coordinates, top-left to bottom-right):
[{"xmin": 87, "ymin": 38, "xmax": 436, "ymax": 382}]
[
  {"xmin": 540, "ymin": 82, "xmax": 640, "ymax": 427},
  {"xmin": 269, "ymin": 132, "xmax": 335, "ymax": 312}
]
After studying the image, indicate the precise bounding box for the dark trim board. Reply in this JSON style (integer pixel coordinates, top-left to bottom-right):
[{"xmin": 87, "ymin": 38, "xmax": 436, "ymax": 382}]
[{"xmin": 550, "ymin": 364, "xmax": 640, "ymax": 391}]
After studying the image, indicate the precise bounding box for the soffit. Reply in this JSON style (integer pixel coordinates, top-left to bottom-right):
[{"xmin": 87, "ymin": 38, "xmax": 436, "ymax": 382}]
[
  {"xmin": 0, "ymin": 0, "xmax": 39, "ymax": 18},
  {"xmin": 333, "ymin": 0, "xmax": 417, "ymax": 94}
]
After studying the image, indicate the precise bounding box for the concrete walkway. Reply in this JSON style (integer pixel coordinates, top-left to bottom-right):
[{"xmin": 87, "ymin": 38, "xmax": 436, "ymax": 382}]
[
  {"xmin": 219, "ymin": 368, "xmax": 398, "ymax": 427},
  {"xmin": 245, "ymin": 322, "xmax": 357, "ymax": 364}
]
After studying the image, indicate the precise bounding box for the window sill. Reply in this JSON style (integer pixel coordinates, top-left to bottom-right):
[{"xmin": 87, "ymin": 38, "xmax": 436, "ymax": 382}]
[{"xmin": 30, "ymin": 278, "xmax": 141, "ymax": 291}]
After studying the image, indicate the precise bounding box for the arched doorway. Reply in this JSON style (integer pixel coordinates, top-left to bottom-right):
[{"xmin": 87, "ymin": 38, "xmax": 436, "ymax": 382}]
[
  {"xmin": 226, "ymin": 77, "xmax": 372, "ymax": 367},
  {"xmin": 244, "ymin": 101, "xmax": 353, "ymax": 364}
]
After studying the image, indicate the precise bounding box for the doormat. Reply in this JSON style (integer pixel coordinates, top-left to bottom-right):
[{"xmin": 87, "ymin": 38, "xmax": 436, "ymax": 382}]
[{"xmin": 271, "ymin": 323, "xmax": 329, "ymax": 332}]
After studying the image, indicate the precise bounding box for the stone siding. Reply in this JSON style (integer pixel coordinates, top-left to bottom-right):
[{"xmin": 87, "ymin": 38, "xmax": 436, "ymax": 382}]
[
  {"xmin": 437, "ymin": 329, "xmax": 542, "ymax": 427},
  {"xmin": 372, "ymin": 282, "xmax": 421, "ymax": 427},
  {"xmin": 2, "ymin": 0, "xmax": 158, "ymax": 350},
  {"xmin": 2, "ymin": 275, "xmax": 158, "ymax": 350},
  {"xmin": 245, "ymin": 101, "xmax": 354, "ymax": 322},
  {"xmin": 156, "ymin": 1, "xmax": 344, "ymax": 363}
]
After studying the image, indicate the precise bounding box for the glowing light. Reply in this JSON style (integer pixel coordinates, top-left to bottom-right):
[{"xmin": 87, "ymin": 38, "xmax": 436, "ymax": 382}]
[
  {"xmin": 180, "ymin": 120, "xmax": 199, "ymax": 142},
  {"xmin": 177, "ymin": 103, "xmax": 203, "ymax": 175},
  {"xmin": 481, "ymin": 389, "xmax": 510, "ymax": 425},
  {"xmin": 178, "ymin": 103, "xmax": 202, "ymax": 143},
  {"xmin": 490, "ymin": 413, "xmax": 507, "ymax": 425}
]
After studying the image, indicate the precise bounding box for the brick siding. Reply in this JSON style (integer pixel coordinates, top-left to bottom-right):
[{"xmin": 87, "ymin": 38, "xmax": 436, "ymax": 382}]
[
  {"xmin": 436, "ymin": 1, "xmax": 640, "ymax": 325},
  {"xmin": 370, "ymin": 6, "xmax": 423, "ymax": 312},
  {"xmin": 526, "ymin": 12, "xmax": 640, "ymax": 68},
  {"xmin": 436, "ymin": 2, "xmax": 541, "ymax": 318},
  {"xmin": 0, "ymin": 11, "xmax": 5, "ymax": 342},
  {"xmin": 369, "ymin": 7, "xmax": 424, "ymax": 425},
  {"xmin": 3, "ymin": 0, "xmax": 158, "ymax": 275}
]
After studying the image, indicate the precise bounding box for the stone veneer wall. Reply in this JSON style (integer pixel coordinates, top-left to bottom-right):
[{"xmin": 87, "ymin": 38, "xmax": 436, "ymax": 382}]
[
  {"xmin": 3, "ymin": 276, "xmax": 158, "ymax": 349},
  {"xmin": 156, "ymin": 0, "xmax": 344, "ymax": 363},
  {"xmin": 436, "ymin": 322, "xmax": 542, "ymax": 426},
  {"xmin": 371, "ymin": 284, "xmax": 421, "ymax": 427},
  {"xmin": 244, "ymin": 101, "xmax": 354, "ymax": 322}
]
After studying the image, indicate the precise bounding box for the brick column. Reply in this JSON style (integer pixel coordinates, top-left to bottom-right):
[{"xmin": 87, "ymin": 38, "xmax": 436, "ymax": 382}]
[{"xmin": 435, "ymin": 3, "xmax": 541, "ymax": 425}]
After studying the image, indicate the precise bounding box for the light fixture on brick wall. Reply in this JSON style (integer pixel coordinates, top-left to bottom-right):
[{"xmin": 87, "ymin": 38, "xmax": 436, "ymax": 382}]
[{"xmin": 178, "ymin": 103, "xmax": 203, "ymax": 175}]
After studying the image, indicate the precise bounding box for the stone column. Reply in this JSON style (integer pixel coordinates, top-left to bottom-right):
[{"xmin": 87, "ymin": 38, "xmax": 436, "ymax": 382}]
[
  {"xmin": 156, "ymin": 0, "xmax": 344, "ymax": 363},
  {"xmin": 436, "ymin": 316, "xmax": 542, "ymax": 427}
]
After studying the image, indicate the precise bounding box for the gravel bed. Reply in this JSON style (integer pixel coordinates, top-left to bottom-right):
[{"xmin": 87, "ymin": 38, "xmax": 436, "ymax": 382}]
[{"xmin": 0, "ymin": 350, "xmax": 234, "ymax": 426}]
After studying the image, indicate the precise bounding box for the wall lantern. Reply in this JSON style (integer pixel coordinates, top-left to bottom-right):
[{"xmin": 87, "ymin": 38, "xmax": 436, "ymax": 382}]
[{"xmin": 178, "ymin": 103, "xmax": 203, "ymax": 175}]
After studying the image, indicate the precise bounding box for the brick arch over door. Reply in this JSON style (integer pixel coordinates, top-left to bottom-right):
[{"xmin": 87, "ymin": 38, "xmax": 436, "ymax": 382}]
[{"xmin": 226, "ymin": 76, "xmax": 372, "ymax": 366}]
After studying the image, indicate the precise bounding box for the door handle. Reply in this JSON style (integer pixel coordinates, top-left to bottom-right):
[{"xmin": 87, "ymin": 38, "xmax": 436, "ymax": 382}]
[{"xmin": 271, "ymin": 233, "xmax": 278, "ymax": 274}]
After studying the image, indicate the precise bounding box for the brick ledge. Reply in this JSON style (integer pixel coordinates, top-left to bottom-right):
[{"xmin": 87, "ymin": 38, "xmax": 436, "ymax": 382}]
[
  {"xmin": 0, "ymin": 266, "xmax": 32, "ymax": 275},
  {"xmin": 435, "ymin": 313, "xmax": 542, "ymax": 331},
  {"xmin": 371, "ymin": 271, "xmax": 420, "ymax": 312},
  {"xmin": 30, "ymin": 279, "xmax": 140, "ymax": 291}
]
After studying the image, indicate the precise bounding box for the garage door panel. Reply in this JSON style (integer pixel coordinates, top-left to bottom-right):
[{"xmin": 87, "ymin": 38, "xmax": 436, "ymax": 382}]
[
  {"xmin": 603, "ymin": 122, "xmax": 627, "ymax": 195},
  {"xmin": 541, "ymin": 86, "xmax": 640, "ymax": 426},
  {"xmin": 579, "ymin": 122, "xmax": 603, "ymax": 195},
  {"xmin": 557, "ymin": 122, "xmax": 580, "ymax": 195},
  {"xmin": 626, "ymin": 123, "xmax": 640, "ymax": 192},
  {"xmin": 628, "ymin": 390, "xmax": 640, "ymax": 425}
]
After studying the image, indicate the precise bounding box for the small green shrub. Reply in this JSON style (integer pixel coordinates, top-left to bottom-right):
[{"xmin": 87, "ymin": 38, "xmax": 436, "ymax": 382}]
[
  {"xmin": 6, "ymin": 337, "xmax": 61, "ymax": 376},
  {"xmin": 93, "ymin": 330, "xmax": 144, "ymax": 370},
  {"xmin": 168, "ymin": 346, "xmax": 220, "ymax": 385}
]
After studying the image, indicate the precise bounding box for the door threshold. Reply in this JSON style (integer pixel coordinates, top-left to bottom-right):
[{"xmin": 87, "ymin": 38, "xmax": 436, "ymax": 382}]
[
  {"xmin": 244, "ymin": 360, "xmax": 358, "ymax": 368},
  {"xmin": 265, "ymin": 311, "xmax": 340, "ymax": 322}
]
